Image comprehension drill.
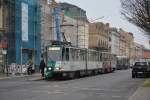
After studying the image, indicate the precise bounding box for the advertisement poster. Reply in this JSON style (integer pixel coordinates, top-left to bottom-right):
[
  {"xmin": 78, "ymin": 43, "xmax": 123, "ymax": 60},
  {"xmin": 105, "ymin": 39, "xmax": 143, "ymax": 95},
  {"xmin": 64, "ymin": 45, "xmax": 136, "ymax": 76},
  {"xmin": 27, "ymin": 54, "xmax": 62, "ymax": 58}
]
[{"xmin": 21, "ymin": 2, "xmax": 28, "ymax": 42}]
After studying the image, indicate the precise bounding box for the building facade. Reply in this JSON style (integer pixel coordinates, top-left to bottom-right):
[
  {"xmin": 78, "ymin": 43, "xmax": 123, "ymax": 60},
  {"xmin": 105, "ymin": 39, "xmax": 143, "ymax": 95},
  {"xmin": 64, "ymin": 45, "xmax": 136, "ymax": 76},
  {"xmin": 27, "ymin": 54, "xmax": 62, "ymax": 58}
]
[
  {"xmin": 118, "ymin": 29, "xmax": 127, "ymax": 57},
  {"xmin": 0, "ymin": 1, "xmax": 3, "ymax": 30},
  {"xmin": 15, "ymin": 0, "xmax": 41, "ymax": 68},
  {"xmin": 130, "ymin": 42, "xmax": 144, "ymax": 65},
  {"xmin": 39, "ymin": 0, "xmax": 53, "ymax": 52},
  {"xmin": 89, "ymin": 22, "xmax": 110, "ymax": 50},
  {"xmin": 143, "ymin": 49, "xmax": 150, "ymax": 59},
  {"xmin": 109, "ymin": 27, "xmax": 120, "ymax": 56},
  {"xmin": 60, "ymin": 3, "xmax": 89, "ymax": 48},
  {"xmin": 125, "ymin": 32, "xmax": 134, "ymax": 59},
  {"xmin": 0, "ymin": 0, "xmax": 15, "ymax": 72},
  {"xmin": 0, "ymin": 0, "xmax": 4, "ymax": 72},
  {"xmin": 0, "ymin": 0, "xmax": 42, "ymax": 72}
]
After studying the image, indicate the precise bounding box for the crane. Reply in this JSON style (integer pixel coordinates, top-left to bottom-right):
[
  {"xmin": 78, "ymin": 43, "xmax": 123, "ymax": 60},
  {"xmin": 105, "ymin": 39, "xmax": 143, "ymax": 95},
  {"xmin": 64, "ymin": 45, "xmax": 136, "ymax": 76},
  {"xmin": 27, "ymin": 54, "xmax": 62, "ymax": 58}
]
[{"xmin": 48, "ymin": 0, "xmax": 62, "ymax": 42}]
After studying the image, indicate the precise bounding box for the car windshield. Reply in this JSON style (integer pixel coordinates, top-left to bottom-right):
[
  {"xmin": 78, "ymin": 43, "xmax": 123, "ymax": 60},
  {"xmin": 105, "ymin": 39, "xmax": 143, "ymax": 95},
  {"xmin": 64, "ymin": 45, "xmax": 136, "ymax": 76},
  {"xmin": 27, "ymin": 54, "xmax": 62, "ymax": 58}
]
[{"xmin": 134, "ymin": 62, "xmax": 148, "ymax": 66}]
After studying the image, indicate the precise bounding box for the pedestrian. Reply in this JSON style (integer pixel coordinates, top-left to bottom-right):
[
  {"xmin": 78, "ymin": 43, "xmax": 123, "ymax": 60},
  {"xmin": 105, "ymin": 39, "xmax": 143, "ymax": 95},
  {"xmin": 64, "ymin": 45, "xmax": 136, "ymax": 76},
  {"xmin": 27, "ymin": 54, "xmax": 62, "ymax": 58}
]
[{"xmin": 40, "ymin": 58, "xmax": 46, "ymax": 79}]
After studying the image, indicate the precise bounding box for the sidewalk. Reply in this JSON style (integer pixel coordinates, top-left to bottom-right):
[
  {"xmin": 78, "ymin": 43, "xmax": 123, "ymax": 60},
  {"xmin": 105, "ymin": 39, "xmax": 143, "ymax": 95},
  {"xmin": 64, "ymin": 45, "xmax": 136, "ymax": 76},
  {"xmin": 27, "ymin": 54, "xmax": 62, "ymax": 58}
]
[
  {"xmin": 0, "ymin": 73, "xmax": 9, "ymax": 80},
  {"xmin": 128, "ymin": 79, "xmax": 150, "ymax": 100},
  {"xmin": 0, "ymin": 73, "xmax": 41, "ymax": 80}
]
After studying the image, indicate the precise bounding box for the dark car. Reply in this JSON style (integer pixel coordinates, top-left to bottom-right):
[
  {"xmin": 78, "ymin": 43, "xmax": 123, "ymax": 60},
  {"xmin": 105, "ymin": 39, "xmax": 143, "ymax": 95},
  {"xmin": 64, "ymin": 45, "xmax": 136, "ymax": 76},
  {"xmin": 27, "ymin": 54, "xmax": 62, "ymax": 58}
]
[{"xmin": 132, "ymin": 61, "xmax": 150, "ymax": 78}]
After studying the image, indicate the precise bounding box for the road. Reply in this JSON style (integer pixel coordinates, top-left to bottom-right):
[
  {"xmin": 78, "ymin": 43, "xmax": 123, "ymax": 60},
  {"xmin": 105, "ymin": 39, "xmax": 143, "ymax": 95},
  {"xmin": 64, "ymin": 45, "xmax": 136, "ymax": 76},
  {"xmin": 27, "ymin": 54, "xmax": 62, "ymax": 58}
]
[{"xmin": 0, "ymin": 69, "xmax": 145, "ymax": 100}]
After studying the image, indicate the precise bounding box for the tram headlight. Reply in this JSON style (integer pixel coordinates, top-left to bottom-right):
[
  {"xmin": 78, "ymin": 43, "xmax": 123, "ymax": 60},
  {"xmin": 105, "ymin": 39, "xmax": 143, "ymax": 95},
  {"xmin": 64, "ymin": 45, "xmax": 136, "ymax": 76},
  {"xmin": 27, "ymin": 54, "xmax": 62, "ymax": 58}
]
[
  {"xmin": 48, "ymin": 67, "xmax": 52, "ymax": 71},
  {"xmin": 55, "ymin": 67, "xmax": 59, "ymax": 70}
]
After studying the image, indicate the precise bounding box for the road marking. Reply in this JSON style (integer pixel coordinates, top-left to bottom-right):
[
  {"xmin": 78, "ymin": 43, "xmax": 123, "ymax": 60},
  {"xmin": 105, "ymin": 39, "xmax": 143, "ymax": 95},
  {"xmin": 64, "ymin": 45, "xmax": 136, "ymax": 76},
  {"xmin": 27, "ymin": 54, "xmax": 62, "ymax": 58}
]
[
  {"xmin": 94, "ymin": 93, "xmax": 105, "ymax": 95},
  {"xmin": 45, "ymin": 85, "xmax": 60, "ymax": 88},
  {"xmin": 32, "ymin": 90, "xmax": 43, "ymax": 93},
  {"xmin": 72, "ymin": 86, "xmax": 80, "ymax": 89},
  {"xmin": 111, "ymin": 95, "xmax": 121, "ymax": 98},
  {"xmin": 81, "ymin": 88, "xmax": 121, "ymax": 92},
  {"xmin": 53, "ymin": 85, "xmax": 60, "ymax": 87},
  {"xmin": 111, "ymin": 89, "xmax": 121, "ymax": 92},
  {"xmin": 15, "ymin": 89, "xmax": 28, "ymax": 92},
  {"xmin": 48, "ymin": 90, "xmax": 65, "ymax": 95},
  {"xmin": 24, "ymin": 97, "xmax": 37, "ymax": 100}
]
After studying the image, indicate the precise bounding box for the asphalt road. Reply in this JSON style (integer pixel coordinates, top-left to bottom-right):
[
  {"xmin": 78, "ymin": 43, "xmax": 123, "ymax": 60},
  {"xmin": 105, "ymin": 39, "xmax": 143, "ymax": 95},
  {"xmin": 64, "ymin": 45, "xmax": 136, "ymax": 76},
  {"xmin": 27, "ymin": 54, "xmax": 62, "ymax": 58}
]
[{"xmin": 0, "ymin": 69, "xmax": 146, "ymax": 100}]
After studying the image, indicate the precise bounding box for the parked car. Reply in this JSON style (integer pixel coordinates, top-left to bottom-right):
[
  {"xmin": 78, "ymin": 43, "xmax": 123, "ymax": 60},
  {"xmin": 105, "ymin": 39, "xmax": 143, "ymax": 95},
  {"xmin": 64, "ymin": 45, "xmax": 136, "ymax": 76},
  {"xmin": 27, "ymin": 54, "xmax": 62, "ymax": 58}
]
[{"xmin": 132, "ymin": 61, "xmax": 150, "ymax": 78}]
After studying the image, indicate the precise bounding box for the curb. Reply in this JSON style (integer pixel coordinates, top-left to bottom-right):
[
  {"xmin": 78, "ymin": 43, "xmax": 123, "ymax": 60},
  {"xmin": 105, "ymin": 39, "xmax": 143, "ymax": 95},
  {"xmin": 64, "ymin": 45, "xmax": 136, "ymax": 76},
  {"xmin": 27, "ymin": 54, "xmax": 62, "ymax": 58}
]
[
  {"xmin": 143, "ymin": 78, "xmax": 150, "ymax": 87},
  {"xmin": 0, "ymin": 73, "xmax": 41, "ymax": 80},
  {"xmin": 128, "ymin": 79, "xmax": 150, "ymax": 100},
  {"xmin": 128, "ymin": 87, "xmax": 141, "ymax": 100}
]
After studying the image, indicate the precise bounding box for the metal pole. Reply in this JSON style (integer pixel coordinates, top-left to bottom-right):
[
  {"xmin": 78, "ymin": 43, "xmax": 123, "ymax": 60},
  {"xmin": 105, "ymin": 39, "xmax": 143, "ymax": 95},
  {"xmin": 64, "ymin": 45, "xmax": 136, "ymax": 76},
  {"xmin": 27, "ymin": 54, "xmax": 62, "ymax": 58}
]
[
  {"xmin": 21, "ymin": 46, "xmax": 22, "ymax": 74},
  {"xmin": 6, "ymin": 52, "xmax": 8, "ymax": 76}
]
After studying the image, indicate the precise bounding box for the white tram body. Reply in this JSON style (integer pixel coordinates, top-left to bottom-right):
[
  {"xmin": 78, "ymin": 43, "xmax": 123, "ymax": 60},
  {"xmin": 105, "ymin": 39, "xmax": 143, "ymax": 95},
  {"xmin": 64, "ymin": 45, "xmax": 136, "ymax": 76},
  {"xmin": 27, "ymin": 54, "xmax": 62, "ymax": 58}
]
[{"xmin": 45, "ymin": 46, "xmax": 115, "ymax": 78}]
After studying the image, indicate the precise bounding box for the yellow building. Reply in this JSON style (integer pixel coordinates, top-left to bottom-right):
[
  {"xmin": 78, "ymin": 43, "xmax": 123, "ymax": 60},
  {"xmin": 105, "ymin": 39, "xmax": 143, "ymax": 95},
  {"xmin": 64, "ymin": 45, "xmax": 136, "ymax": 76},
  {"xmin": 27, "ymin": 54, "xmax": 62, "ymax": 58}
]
[
  {"xmin": 89, "ymin": 22, "xmax": 109, "ymax": 50},
  {"xmin": 118, "ymin": 29, "xmax": 134, "ymax": 57},
  {"xmin": 133, "ymin": 42, "xmax": 144, "ymax": 59}
]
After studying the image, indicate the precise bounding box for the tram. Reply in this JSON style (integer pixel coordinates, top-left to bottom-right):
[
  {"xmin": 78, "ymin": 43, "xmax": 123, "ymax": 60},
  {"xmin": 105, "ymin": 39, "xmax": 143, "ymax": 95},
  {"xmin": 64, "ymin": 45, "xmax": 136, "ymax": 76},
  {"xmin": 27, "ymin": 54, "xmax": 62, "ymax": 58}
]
[
  {"xmin": 116, "ymin": 56, "xmax": 129, "ymax": 70},
  {"xmin": 44, "ymin": 42, "xmax": 115, "ymax": 80}
]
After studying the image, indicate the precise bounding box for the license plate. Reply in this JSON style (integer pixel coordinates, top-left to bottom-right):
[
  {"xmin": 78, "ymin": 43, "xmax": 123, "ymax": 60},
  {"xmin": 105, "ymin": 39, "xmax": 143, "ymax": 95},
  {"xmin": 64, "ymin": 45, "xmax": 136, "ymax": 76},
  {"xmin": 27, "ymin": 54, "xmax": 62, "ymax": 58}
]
[{"xmin": 138, "ymin": 72, "xmax": 143, "ymax": 74}]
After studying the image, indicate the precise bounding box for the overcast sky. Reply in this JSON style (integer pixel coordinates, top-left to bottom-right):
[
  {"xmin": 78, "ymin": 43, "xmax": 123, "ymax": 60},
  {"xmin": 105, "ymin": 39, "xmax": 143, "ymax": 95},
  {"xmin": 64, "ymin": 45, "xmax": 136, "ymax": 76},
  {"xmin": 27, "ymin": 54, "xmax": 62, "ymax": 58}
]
[{"xmin": 56, "ymin": 0, "xmax": 149, "ymax": 49}]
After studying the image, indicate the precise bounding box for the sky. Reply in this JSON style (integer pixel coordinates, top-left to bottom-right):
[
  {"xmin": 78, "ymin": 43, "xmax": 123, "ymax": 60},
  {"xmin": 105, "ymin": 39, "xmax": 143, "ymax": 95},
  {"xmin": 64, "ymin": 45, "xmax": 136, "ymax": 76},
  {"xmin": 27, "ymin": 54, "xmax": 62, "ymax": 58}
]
[{"xmin": 56, "ymin": 0, "xmax": 149, "ymax": 49}]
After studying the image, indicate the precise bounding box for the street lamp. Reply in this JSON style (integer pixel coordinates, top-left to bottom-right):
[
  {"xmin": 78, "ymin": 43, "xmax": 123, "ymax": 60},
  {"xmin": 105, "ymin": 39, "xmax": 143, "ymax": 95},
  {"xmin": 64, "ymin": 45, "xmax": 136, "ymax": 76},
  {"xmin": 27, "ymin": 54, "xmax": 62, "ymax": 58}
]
[{"xmin": 89, "ymin": 16, "xmax": 105, "ymax": 23}]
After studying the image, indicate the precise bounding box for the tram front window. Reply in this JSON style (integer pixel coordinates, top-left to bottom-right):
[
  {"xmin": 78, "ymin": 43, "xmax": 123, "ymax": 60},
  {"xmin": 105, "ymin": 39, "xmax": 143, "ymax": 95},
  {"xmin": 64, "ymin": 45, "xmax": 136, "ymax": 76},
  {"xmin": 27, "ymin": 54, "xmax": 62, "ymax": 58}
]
[{"xmin": 48, "ymin": 47, "xmax": 62, "ymax": 61}]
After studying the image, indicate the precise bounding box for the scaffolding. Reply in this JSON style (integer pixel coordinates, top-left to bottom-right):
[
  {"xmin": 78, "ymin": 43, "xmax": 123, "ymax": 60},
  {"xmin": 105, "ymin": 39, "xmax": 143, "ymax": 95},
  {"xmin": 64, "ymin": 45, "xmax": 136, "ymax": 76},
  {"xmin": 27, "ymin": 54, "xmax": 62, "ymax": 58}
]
[
  {"xmin": 60, "ymin": 3, "xmax": 89, "ymax": 48},
  {"xmin": 0, "ymin": 0, "xmax": 41, "ymax": 71},
  {"xmin": 0, "ymin": 0, "xmax": 15, "ymax": 73},
  {"xmin": 15, "ymin": 0, "xmax": 41, "ymax": 67}
]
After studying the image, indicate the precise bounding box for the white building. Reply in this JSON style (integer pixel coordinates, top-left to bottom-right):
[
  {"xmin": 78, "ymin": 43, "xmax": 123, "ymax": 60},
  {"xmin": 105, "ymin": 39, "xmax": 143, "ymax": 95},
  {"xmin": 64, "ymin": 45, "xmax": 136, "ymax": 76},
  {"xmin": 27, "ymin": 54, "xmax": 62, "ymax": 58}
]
[
  {"xmin": 40, "ymin": 2, "xmax": 89, "ymax": 49},
  {"xmin": 61, "ymin": 14, "xmax": 77, "ymax": 46},
  {"xmin": 109, "ymin": 27, "xmax": 120, "ymax": 56},
  {"xmin": 75, "ymin": 17, "xmax": 89, "ymax": 48},
  {"xmin": 60, "ymin": 3, "xmax": 89, "ymax": 49}
]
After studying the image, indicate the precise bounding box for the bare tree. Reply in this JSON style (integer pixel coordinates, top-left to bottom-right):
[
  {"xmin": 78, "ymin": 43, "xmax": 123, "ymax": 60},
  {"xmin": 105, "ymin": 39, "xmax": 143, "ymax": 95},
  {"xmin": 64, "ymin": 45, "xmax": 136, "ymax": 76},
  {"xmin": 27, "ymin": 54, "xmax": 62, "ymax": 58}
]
[{"xmin": 121, "ymin": 0, "xmax": 150, "ymax": 35}]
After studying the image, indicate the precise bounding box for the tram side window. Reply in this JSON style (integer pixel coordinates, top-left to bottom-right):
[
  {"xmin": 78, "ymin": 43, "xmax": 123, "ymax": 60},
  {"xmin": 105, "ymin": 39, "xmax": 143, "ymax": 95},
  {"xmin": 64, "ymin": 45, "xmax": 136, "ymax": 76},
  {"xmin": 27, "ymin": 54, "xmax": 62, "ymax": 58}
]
[
  {"xmin": 83, "ymin": 50, "xmax": 86, "ymax": 61},
  {"xmin": 66, "ymin": 48, "xmax": 69, "ymax": 61},
  {"xmin": 99, "ymin": 53, "xmax": 102, "ymax": 61},
  {"xmin": 94, "ymin": 52, "xmax": 97, "ymax": 61},
  {"xmin": 88, "ymin": 52, "xmax": 91, "ymax": 61},
  {"xmin": 76, "ymin": 50, "xmax": 80, "ymax": 61},
  {"xmin": 89, "ymin": 51, "xmax": 94, "ymax": 61},
  {"xmin": 62, "ymin": 47, "xmax": 65, "ymax": 61},
  {"xmin": 102, "ymin": 53, "xmax": 105, "ymax": 61},
  {"xmin": 91, "ymin": 52, "xmax": 94, "ymax": 61},
  {"xmin": 80, "ymin": 50, "xmax": 85, "ymax": 61},
  {"xmin": 70, "ymin": 48, "xmax": 75, "ymax": 61},
  {"xmin": 96, "ymin": 52, "xmax": 99, "ymax": 61},
  {"xmin": 74, "ymin": 49, "xmax": 77, "ymax": 61}
]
